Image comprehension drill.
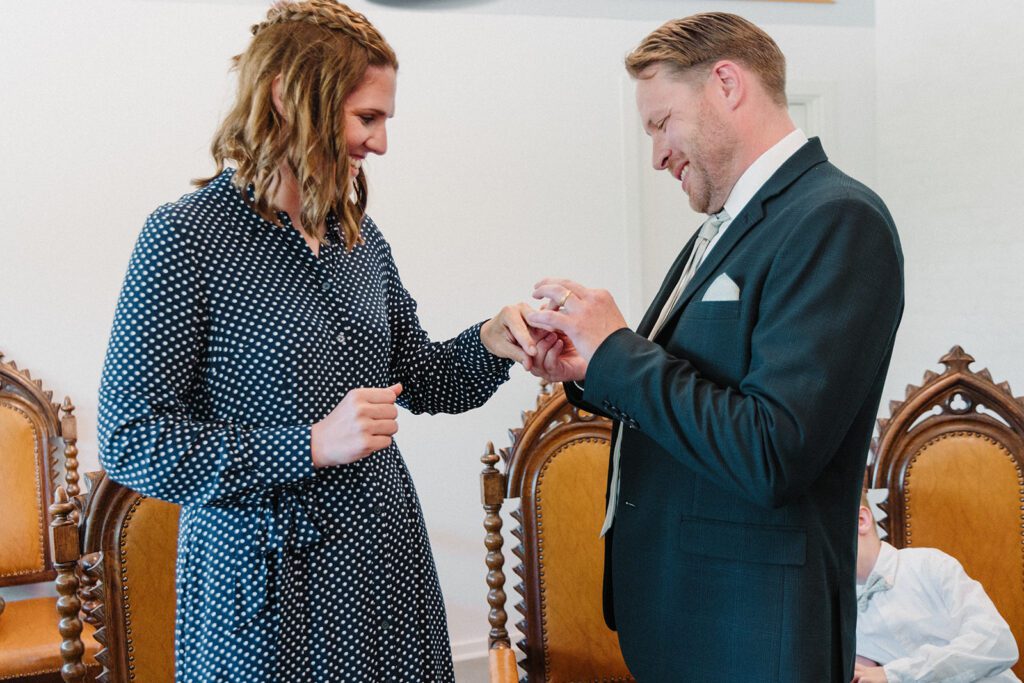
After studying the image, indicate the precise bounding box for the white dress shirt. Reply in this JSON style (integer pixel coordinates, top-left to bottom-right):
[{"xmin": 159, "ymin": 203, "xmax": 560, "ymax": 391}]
[
  {"xmin": 856, "ymin": 542, "xmax": 1020, "ymax": 683},
  {"xmin": 697, "ymin": 128, "xmax": 809, "ymax": 268}
]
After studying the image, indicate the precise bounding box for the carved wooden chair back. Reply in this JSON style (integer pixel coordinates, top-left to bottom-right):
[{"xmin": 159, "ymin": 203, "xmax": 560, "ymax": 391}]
[
  {"xmin": 480, "ymin": 384, "xmax": 634, "ymax": 683},
  {"xmin": 51, "ymin": 471, "xmax": 180, "ymax": 683},
  {"xmin": 867, "ymin": 346, "xmax": 1024, "ymax": 678},
  {"xmin": 0, "ymin": 350, "xmax": 94, "ymax": 682}
]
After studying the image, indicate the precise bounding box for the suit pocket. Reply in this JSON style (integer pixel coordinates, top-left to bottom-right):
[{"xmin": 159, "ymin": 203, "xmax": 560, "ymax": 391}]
[
  {"xmin": 681, "ymin": 300, "xmax": 741, "ymax": 320},
  {"xmin": 679, "ymin": 516, "xmax": 806, "ymax": 566}
]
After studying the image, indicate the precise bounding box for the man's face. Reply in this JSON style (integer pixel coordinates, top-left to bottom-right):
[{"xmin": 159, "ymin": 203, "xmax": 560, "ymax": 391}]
[{"xmin": 635, "ymin": 66, "xmax": 736, "ymax": 214}]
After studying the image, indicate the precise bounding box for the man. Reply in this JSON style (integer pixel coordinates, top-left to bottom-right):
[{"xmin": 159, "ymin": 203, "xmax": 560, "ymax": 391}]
[
  {"xmin": 526, "ymin": 12, "xmax": 904, "ymax": 682},
  {"xmin": 854, "ymin": 493, "xmax": 1019, "ymax": 683}
]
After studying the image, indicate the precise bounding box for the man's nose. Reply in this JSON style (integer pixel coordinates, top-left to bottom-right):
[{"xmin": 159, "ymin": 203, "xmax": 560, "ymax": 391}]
[{"xmin": 653, "ymin": 146, "xmax": 670, "ymax": 171}]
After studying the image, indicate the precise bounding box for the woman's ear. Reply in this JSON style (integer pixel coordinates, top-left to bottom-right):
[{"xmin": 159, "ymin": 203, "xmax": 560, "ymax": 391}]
[{"xmin": 271, "ymin": 73, "xmax": 286, "ymax": 117}]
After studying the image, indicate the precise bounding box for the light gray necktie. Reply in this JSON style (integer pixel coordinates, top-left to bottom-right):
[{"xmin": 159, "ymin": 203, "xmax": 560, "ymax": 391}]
[
  {"xmin": 599, "ymin": 210, "xmax": 729, "ymax": 537},
  {"xmin": 857, "ymin": 572, "xmax": 891, "ymax": 612}
]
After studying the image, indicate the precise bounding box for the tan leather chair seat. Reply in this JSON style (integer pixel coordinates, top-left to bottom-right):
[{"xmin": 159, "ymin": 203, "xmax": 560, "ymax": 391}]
[{"xmin": 0, "ymin": 597, "xmax": 98, "ymax": 680}]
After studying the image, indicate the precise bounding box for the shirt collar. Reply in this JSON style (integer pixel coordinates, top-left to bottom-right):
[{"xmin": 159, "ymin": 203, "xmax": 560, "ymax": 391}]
[
  {"xmin": 868, "ymin": 540, "xmax": 899, "ymax": 589},
  {"xmin": 721, "ymin": 128, "xmax": 809, "ymax": 223}
]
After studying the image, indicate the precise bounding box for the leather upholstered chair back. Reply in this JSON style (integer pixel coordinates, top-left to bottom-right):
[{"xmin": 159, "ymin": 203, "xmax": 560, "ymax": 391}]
[
  {"xmin": 480, "ymin": 384, "xmax": 634, "ymax": 683},
  {"xmin": 51, "ymin": 471, "xmax": 179, "ymax": 683},
  {"xmin": 0, "ymin": 352, "xmax": 66, "ymax": 587},
  {"xmin": 0, "ymin": 351, "xmax": 97, "ymax": 682},
  {"xmin": 867, "ymin": 346, "xmax": 1024, "ymax": 679}
]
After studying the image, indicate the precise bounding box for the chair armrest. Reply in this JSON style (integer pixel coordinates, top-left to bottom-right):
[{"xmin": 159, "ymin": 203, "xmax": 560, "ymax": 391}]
[
  {"xmin": 50, "ymin": 486, "xmax": 88, "ymax": 683},
  {"xmin": 489, "ymin": 645, "xmax": 519, "ymax": 683}
]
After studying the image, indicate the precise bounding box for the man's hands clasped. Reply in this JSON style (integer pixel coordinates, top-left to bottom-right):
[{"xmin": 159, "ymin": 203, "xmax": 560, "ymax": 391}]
[{"xmin": 483, "ymin": 278, "xmax": 629, "ymax": 383}]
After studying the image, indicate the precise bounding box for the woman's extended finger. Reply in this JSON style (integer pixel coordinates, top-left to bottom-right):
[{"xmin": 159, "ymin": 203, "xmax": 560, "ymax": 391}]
[{"xmin": 502, "ymin": 306, "xmax": 537, "ymax": 357}]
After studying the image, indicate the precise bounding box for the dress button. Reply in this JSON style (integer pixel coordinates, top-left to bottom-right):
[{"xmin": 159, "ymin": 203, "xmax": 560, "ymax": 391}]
[
  {"xmin": 380, "ymin": 618, "xmax": 391, "ymax": 632},
  {"xmin": 374, "ymin": 504, "xmax": 385, "ymax": 514},
  {"xmin": 336, "ymin": 332, "xmax": 347, "ymax": 345},
  {"xmin": 320, "ymin": 280, "xmax": 331, "ymax": 292}
]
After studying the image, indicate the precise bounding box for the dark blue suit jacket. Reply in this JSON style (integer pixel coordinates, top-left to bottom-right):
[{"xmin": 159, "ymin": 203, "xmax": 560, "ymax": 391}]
[{"xmin": 566, "ymin": 139, "xmax": 904, "ymax": 682}]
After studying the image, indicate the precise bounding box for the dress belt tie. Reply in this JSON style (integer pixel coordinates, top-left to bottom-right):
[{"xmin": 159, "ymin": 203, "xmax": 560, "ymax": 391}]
[{"xmin": 234, "ymin": 487, "xmax": 322, "ymax": 631}]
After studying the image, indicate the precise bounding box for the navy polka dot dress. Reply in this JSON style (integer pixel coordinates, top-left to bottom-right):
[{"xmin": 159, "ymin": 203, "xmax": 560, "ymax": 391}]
[{"xmin": 98, "ymin": 169, "xmax": 512, "ymax": 682}]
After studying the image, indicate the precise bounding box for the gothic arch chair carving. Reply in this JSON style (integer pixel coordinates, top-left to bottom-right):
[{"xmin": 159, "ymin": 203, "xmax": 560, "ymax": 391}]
[
  {"xmin": 50, "ymin": 471, "xmax": 179, "ymax": 683},
  {"xmin": 0, "ymin": 351, "xmax": 98, "ymax": 682},
  {"xmin": 867, "ymin": 346, "xmax": 1024, "ymax": 678},
  {"xmin": 480, "ymin": 383, "xmax": 634, "ymax": 682}
]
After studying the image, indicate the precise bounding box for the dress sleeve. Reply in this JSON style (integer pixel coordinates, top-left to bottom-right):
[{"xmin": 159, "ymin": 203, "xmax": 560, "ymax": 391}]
[
  {"xmin": 371, "ymin": 226, "xmax": 513, "ymax": 415},
  {"xmin": 98, "ymin": 209, "xmax": 316, "ymax": 507},
  {"xmin": 882, "ymin": 554, "xmax": 1019, "ymax": 683}
]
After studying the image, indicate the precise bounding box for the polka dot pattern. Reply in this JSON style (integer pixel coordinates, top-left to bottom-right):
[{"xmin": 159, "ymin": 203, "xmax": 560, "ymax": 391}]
[{"xmin": 98, "ymin": 169, "xmax": 513, "ymax": 682}]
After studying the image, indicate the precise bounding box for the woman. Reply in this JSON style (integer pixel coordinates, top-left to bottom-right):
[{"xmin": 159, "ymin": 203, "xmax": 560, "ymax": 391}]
[{"xmin": 98, "ymin": 2, "xmax": 536, "ymax": 680}]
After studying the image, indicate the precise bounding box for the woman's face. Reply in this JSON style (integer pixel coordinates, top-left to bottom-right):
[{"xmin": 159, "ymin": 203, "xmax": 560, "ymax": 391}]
[{"xmin": 344, "ymin": 65, "xmax": 396, "ymax": 177}]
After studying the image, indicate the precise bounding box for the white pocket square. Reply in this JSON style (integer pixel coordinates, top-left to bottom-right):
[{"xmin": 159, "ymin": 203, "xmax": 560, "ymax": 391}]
[{"xmin": 702, "ymin": 273, "xmax": 740, "ymax": 302}]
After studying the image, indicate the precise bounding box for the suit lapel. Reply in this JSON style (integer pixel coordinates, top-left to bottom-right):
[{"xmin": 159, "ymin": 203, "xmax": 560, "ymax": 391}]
[
  {"xmin": 653, "ymin": 138, "xmax": 830, "ymax": 340},
  {"xmin": 636, "ymin": 230, "xmax": 701, "ymax": 338}
]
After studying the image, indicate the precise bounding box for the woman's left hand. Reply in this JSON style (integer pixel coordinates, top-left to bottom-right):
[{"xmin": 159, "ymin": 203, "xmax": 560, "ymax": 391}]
[{"xmin": 481, "ymin": 303, "xmax": 544, "ymax": 370}]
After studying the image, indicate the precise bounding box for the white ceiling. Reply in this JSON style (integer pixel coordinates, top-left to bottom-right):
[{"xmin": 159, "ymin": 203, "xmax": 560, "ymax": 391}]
[{"xmin": 360, "ymin": 0, "xmax": 875, "ymax": 26}]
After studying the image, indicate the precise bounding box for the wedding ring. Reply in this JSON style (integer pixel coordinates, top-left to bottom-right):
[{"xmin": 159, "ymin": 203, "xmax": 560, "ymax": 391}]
[{"xmin": 558, "ymin": 290, "xmax": 572, "ymax": 308}]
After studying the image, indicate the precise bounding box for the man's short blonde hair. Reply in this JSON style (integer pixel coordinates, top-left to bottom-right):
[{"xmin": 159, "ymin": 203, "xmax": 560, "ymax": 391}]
[{"xmin": 625, "ymin": 12, "xmax": 787, "ymax": 107}]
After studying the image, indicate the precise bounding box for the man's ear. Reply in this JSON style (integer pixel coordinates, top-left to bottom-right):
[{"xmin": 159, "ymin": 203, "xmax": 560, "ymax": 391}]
[
  {"xmin": 709, "ymin": 60, "xmax": 744, "ymax": 110},
  {"xmin": 271, "ymin": 73, "xmax": 286, "ymax": 117}
]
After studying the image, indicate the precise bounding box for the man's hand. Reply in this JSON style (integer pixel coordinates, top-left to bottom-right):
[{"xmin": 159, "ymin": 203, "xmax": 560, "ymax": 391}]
[
  {"xmin": 529, "ymin": 331, "xmax": 588, "ymax": 382},
  {"xmin": 852, "ymin": 661, "xmax": 888, "ymax": 683},
  {"xmin": 480, "ymin": 302, "xmax": 543, "ymax": 370},
  {"xmin": 527, "ymin": 278, "xmax": 628, "ymax": 363},
  {"xmin": 311, "ymin": 384, "xmax": 402, "ymax": 467}
]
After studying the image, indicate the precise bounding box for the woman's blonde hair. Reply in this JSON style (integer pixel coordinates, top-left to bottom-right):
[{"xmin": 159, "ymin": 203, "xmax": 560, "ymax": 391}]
[{"xmin": 196, "ymin": 0, "xmax": 397, "ymax": 249}]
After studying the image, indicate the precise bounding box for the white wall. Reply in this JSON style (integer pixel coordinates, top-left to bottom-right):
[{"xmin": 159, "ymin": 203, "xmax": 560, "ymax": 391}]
[
  {"xmin": 3, "ymin": 0, "xmax": 1021, "ymax": 675},
  {"xmin": 0, "ymin": 0, "xmax": 639, "ymax": 654},
  {"xmin": 874, "ymin": 0, "xmax": 1024, "ymax": 406}
]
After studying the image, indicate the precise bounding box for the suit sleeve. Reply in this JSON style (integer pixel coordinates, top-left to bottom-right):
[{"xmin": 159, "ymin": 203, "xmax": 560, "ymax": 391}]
[
  {"xmin": 563, "ymin": 381, "xmax": 614, "ymax": 419},
  {"xmin": 581, "ymin": 197, "xmax": 903, "ymax": 508}
]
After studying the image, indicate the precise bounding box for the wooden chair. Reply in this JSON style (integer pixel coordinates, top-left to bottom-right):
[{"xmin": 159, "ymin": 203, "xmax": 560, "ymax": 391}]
[
  {"xmin": 0, "ymin": 351, "xmax": 99, "ymax": 683},
  {"xmin": 480, "ymin": 383, "xmax": 635, "ymax": 683},
  {"xmin": 50, "ymin": 471, "xmax": 180, "ymax": 683},
  {"xmin": 867, "ymin": 345, "xmax": 1024, "ymax": 678}
]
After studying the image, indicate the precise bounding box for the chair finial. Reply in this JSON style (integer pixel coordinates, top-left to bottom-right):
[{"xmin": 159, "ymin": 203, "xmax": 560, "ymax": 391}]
[{"xmin": 940, "ymin": 345, "xmax": 975, "ymax": 373}]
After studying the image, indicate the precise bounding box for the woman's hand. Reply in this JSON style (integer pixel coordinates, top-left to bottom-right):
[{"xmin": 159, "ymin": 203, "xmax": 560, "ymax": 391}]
[
  {"xmin": 311, "ymin": 384, "xmax": 402, "ymax": 467},
  {"xmin": 480, "ymin": 303, "xmax": 543, "ymax": 370}
]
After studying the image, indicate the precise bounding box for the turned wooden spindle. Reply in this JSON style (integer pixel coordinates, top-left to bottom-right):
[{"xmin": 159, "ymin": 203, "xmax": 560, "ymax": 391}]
[
  {"xmin": 480, "ymin": 442, "xmax": 510, "ymax": 648},
  {"xmin": 60, "ymin": 397, "xmax": 81, "ymax": 501},
  {"xmin": 79, "ymin": 551, "xmax": 104, "ymax": 629},
  {"xmin": 50, "ymin": 487, "xmax": 87, "ymax": 683}
]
